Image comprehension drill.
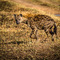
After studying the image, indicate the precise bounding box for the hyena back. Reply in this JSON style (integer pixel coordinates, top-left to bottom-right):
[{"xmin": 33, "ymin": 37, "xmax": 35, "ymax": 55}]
[{"xmin": 14, "ymin": 14, "xmax": 57, "ymax": 41}]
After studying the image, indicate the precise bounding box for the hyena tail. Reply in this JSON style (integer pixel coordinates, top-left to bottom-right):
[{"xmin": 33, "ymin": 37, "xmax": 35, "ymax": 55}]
[{"xmin": 54, "ymin": 23, "xmax": 57, "ymax": 35}]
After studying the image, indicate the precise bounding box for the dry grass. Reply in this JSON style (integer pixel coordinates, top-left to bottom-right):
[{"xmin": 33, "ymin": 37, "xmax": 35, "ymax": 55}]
[
  {"xmin": 24, "ymin": 0, "xmax": 60, "ymax": 10},
  {"xmin": 0, "ymin": 0, "xmax": 60, "ymax": 60}
]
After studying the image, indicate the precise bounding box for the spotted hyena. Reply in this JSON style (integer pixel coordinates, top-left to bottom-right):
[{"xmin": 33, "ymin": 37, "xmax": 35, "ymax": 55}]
[{"xmin": 14, "ymin": 14, "xmax": 57, "ymax": 41}]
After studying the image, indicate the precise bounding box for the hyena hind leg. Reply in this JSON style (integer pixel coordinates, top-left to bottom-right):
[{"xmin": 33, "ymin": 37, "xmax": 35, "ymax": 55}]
[
  {"xmin": 49, "ymin": 30, "xmax": 55, "ymax": 41},
  {"xmin": 44, "ymin": 29, "xmax": 49, "ymax": 40},
  {"xmin": 51, "ymin": 34, "xmax": 54, "ymax": 41}
]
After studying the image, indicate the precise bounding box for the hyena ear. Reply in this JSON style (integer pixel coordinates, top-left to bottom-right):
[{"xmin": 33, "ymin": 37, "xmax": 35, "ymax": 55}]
[
  {"xmin": 20, "ymin": 14, "xmax": 23, "ymax": 17},
  {"xmin": 14, "ymin": 14, "xmax": 16, "ymax": 17}
]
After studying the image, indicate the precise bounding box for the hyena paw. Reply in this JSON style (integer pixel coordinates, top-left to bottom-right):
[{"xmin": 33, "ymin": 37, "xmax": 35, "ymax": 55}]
[{"xmin": 30, "ymin": 34, "xmax": 37, "ymax": 39}]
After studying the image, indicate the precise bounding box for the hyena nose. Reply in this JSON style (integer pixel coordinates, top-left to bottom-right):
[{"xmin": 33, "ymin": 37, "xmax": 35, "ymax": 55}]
[{"xmin": 16, "ymin": 20, "xmax": 20, "ymax": 24}]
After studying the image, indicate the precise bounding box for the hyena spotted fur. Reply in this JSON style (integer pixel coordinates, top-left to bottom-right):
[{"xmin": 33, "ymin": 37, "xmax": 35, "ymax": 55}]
[{"xmin": 14, "ymin": 14, "xmax": 57, "ymax": 41}]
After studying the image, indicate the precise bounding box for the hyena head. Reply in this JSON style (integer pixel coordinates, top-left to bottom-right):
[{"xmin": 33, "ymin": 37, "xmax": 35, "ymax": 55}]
[{"xmin": 14, "ymin": 14, "xmax": 23, "ymax": 24}]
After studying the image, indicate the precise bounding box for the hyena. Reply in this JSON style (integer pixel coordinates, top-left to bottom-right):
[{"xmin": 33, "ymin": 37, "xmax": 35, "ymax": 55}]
[{"xmin": 14, "ymin": 14, "xmax": 57, "ymax": 41}]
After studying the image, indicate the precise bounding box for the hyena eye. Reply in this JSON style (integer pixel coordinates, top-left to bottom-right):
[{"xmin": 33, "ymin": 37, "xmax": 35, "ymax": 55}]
[
  {"xmin": 20, "ymin": 14, "xmax": 22, "ymax": 17},
  {"xmin": 19, "ymin": 19, "xmax": 20, "ymax": 20}
]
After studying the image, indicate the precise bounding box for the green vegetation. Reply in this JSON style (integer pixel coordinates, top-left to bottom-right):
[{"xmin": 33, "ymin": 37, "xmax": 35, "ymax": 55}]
[{"xmin": 0, "ymin": 0, "xmax": 60, "ymax": 60}]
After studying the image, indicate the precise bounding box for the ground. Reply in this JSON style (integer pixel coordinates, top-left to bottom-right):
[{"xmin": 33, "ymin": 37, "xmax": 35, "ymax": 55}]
[{"xmin": 0, "ymin": 0, "xmax": 60, "ymax": 60}]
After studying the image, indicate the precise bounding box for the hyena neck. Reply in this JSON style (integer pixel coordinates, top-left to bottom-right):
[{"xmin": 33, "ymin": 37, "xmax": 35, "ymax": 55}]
[
  {"xmin": 22, "ymin": 17, "xmax": 30, "ymax": 27},
  {"xmin": 22, "ymin": 17, "xmax": 28, "ymax": 24}
]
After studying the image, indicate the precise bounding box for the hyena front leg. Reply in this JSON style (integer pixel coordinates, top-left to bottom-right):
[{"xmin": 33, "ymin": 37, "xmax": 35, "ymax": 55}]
[
  {"xmin": 34, "ymin": 29, "xmax": 38, "ymax": 40},
  {"xmin": 30, "ymin": 29, "xmax": 35, "ymax": 38},
  {"xmin": 30, "ymin": 26, "xmax": 38, "ymax": 39}
]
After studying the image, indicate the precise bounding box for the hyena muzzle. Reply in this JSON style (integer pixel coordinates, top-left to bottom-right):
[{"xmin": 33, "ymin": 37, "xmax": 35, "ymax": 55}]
[{"xmin": 14, "ymin": 14, "xmax": 57, "ymax": 41}]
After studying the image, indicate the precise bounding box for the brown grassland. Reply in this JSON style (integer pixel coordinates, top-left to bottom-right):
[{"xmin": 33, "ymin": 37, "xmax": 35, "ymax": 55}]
[{"xmin": 0, "ymin": 0, "xmax": 60, "ymax": 60}]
